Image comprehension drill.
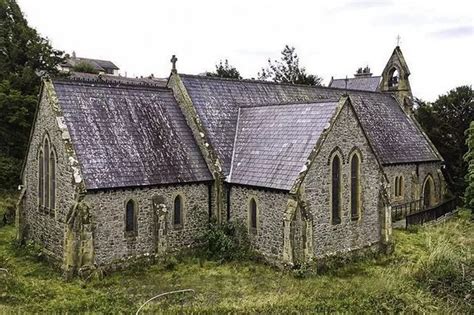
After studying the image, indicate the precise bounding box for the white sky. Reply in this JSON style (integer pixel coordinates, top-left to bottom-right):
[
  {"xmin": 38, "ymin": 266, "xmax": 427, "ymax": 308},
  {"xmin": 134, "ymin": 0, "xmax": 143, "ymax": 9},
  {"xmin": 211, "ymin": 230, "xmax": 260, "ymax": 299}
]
[{"xmin": 17, "ymin": 0, "xmax": 473, "ymax": 101}]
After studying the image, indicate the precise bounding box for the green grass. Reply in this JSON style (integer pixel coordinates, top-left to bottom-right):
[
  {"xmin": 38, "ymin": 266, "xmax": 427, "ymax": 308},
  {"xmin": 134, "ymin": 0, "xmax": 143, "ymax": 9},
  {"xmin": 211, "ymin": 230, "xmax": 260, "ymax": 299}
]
[{"xmin": 0, "ymin": 196, "xmax": 472, "ymax": 314}]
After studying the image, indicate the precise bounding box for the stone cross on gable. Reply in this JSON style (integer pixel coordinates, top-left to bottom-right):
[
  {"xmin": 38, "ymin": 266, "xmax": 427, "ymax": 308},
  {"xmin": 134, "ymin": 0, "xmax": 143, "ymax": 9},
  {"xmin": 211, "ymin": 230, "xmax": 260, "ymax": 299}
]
[
  {"xmin": 171, "ymin": 55, "xmax": 178, "ymax": 73},
  {"xmin": 396, "ymin": 35, "xmax": 401, "ymax": 46}
]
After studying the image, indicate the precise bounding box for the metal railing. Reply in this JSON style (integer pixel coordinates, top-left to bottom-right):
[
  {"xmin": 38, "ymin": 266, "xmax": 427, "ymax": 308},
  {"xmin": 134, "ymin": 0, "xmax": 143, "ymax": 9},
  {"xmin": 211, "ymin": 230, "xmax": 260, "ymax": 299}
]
[
  {"xmin": 405, "ymin": 198, "xmax": 458, "ymax": 228},
  {"xmin": 391, "ymin": 198, "xmax": 424, "ymax": 221}
]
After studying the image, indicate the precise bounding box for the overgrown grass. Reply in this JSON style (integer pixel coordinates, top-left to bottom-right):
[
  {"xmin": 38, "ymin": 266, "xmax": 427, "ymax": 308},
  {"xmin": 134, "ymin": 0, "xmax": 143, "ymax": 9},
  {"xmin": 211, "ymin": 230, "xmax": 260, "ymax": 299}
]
[{"xmin": 0, "ymin": 195, "xmax": 472, "ymax": 313}]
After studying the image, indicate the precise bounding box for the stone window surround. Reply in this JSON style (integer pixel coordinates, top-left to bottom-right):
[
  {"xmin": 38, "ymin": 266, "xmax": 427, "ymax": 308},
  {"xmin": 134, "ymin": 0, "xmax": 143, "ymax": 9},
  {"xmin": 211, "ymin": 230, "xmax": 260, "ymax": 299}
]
[
  {"xmin": 37, "ymin": 132, "xmax": 57, "ymax": 217},
  {"xmin": 247, "ymin": 196, "xmax": 259, "ymax": 234},
  {"xmin": 124, "ymin": 199, "xmax": 138, "ymax": 237},
  {"xmin": 330, "ymin": 151, "xmax": 343, "ymax": 225},
  {"xmin": 349, "ymin": 149, "xmax": 362, "ymax": 222},
  {"xmin": 173, "ymin": 193, "xmax": 185, "ymax": 230},
  {"xmin": 393, "ymin": 174, "xmax": 404, "ymax": 199}
]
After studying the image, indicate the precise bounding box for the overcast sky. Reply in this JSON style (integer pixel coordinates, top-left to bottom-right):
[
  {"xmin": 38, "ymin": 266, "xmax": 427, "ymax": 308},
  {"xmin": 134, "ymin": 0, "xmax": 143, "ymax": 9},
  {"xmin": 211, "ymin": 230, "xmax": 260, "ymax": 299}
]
[{"xmin": 18, "ymin": 0, "xmax": 473, "ymax": 101}]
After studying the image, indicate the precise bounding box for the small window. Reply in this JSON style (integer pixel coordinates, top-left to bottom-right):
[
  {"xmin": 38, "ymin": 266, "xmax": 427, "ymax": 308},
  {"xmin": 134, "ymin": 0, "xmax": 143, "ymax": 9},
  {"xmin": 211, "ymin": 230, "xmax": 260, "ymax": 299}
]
[
  {"xmin": 125, "ymin": 200, "xmax": 136, "ymax": 232},
  {"xmin": 350, "ymin": 154, "xmax": 360, "ymax": 220},
  {"xmin": 174, "ymin": 195, "xmax": 183, "ymax": 226},
  {"xmin": 331, "ymin": 155, "xmax": 342, "ymax": 224},
  {"xmin": 249, "ymin": 198, "xmax": 257, "ymax": 231},
  {"xmin": 394, "ymin": 176, "xmax": 404, "ymax": 197},
  {"xmin": 398, "ymin": 176, "xmax": 404, "ymax": 197},
  {"xmin": 38, "ymin": 150, "xmax": 44, "ymax": 208}
]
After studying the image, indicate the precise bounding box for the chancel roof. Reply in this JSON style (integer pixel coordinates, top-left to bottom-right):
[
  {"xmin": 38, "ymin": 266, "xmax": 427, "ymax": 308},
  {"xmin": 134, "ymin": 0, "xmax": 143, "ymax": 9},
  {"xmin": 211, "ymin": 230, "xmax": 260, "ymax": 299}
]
[
  {"xmin": 230, "ymin": 101, "xmax": 339, "ymax": 190},
  {"xmin": 53, "ymin": 78, "xmax": 212, "ymax": 190}
]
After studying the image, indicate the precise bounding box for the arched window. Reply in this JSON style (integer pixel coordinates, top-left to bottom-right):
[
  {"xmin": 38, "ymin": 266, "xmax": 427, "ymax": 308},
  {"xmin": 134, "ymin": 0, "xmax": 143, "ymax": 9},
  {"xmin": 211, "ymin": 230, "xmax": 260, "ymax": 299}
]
[
  {"xmin": 350, "ymin": 154, "xmax": 360, "ymax": 220},
  {"xmin": 331, "ymin": 155, "xmax": 342, "ymax": 224},
  {"xmin": 398, "ymin": 176, "xmax": 403, "ymax": 198},
  {"xmin": 394, "ymin": 176, "xmax": 399, "ymax": 197},
  {"xmin": 125, "ymin": 200, "xmax": 136, "ymax": 232},
  {"xmin": 38, "ymin": 150, "xmax": 44, "ymax": 208},
  {"xmin": 50, "ymin": 150, "xmax": 56, "ymax": 210},
  {"xmin": 173, "ymin": 195, "xmax": 183, "ymax": 226},
  {"xmin": 249, "ymin": 198, "xmax": 257, "ymax": 231},
  {"xmin": 44, "ymin": 138, "xmax": 50, "ymax": 209}
]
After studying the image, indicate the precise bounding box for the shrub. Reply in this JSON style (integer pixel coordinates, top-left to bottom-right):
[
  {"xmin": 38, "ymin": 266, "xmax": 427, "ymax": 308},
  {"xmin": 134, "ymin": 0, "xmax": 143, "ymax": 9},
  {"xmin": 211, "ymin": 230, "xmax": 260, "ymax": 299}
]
[{"xmin": 198, "ymin": 218, "xmax": 254, "ymax": 262}]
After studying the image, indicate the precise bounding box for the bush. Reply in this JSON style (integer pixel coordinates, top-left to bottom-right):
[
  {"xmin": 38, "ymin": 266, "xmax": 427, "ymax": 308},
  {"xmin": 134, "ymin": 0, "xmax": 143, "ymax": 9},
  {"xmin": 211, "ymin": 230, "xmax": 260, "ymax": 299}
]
[{"xmin": 198, "ymin": 218, "xmax": 254, "ymax": 262}]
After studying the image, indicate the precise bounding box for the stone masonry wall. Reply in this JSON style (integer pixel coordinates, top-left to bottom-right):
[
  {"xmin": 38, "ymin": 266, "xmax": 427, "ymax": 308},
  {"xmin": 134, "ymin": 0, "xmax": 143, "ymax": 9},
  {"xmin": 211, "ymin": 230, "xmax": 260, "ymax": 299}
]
[
  {"xmin": 383, "ymin": 162, "xmax": 445, "ymax": 207},
  {"xmin": 229, "ymin": 186, "xmax": 289, "ymax": 262},
  {"xmin": 84, "ymin": 183, "xmax": 210, "ymax": 266},
  {"xmin": 303, "ymin": 104, "xmax": 384, "ymax": 258},
  {"xmin": 21, "ymin": 85, "xmax": 78, "ymax": 261}
]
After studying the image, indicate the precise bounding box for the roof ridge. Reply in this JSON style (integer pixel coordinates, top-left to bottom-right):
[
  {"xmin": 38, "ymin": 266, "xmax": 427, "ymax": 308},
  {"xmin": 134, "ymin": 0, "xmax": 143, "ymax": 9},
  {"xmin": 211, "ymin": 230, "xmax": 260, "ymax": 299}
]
[
  {"xmin": 52, "ymin": 76, "xmax": 170, "ymax": 91},
  {"xmin": 179, "ymin": 73, "xmax": 392, "ymax": 96},
  {"xmin": 240, "ymin": 99, "xmax": 340, "ymax": 109}
]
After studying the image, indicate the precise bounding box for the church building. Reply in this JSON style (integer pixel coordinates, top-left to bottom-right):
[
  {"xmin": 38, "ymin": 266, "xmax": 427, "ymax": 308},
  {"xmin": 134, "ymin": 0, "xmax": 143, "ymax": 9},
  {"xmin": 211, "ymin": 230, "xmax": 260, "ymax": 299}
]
[{"xmin": 17, "ymin": 46, "xmax": 447, "ymax": 274}]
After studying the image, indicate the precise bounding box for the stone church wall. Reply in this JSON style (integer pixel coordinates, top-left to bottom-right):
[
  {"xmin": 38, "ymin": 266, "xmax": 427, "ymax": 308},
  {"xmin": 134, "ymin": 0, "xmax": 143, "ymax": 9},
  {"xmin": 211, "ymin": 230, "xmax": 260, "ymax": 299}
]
[
  {"xmin": 383, "ymin": 162, "xmax": 445, "ymax": 207},
  {"xmin": 303, "ymin": 104, "xmax": 384, "ymax": 258},
  {"xmin": 228, "ymin": 186, "xmax": 289, "ymax": 262},
  {"xmin": 20, "ymin": 87, "xmax": 78, "ymax": 261},
  {"xmin": 84, "ymin": 183, "xmax": 210, "ymax": 266}
]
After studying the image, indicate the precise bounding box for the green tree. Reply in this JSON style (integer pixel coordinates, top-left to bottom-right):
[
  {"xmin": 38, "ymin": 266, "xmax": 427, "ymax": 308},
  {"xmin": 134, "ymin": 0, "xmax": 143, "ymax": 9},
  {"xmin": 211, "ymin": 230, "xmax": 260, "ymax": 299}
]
[
  {"xmin": 0, "ymin": 0, "xmax": 64, "ymax": 190},
  {"xmin": 206, "ymin": 59, "xmax": 242, "ymax": 79},
  {"xmin": 258, "ymin": 45, "xmax": 322, "ymax": 86},
  {"xmin": 415, "ymin": 86, "xmax": 474, "ymax": 197},
  {"xmin": 464, "ymin": 122, "xmax": 474, "ymax": 210},
  {"xmin": 72, "ymin": 61, "xmax": 99, "ymax": 74}
]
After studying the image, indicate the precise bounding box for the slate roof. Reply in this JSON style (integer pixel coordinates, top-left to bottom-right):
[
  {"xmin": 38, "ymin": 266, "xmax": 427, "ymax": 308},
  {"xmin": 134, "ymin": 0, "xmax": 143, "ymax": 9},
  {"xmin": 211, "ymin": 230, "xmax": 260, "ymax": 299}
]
[
  {"xmin": 53, "ymin": 78, "xmax": 212, "ymax": 190},
  {"xmin": 180, "ymin": 74, "xmax": 440, "ymax": 189},
  {"xmin": 329, "ymin": 76, "xmax": 381, "ymax": 92},
  {"xmin": 230, "ymin": 102, "xmax": 338, "ymax": 190}
]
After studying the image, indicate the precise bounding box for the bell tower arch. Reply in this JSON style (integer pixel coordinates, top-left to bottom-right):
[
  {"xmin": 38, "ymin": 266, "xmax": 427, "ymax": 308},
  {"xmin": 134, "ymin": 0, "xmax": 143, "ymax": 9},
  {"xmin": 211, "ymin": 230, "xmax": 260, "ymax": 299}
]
[{"xmin": 380, "ymin": 46, "xmax": 413, "ymax": 112}]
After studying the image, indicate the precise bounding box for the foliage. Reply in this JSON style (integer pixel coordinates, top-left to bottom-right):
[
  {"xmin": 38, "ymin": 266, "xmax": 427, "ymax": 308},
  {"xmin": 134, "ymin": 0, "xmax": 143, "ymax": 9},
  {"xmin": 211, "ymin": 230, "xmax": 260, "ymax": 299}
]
[
  {"xmin": 258, "ymin": 45, "xmax": 322, "ymax": 86},
  {"xmin": 197, "ymin": 218, "xmax": 253, "ymax": 261},
  {"xmin": 415, "ymin": 86, "xmax": 474, "ymax": 197},
  {"xmin": 0, "ymin": 0, "xmax": 64, "ymax": 191},
  {"xmin": 206, "ymin": 59, "xmax": 242, "ymax": 79},
  {"xmin": 0, "ymin": 199, "xmax": 472, "ymax": 313},
  {"xmin": 72, "ymin": 61, "xmax": 99, "ymax": 74},
  {"xmin": 464, "ymin": 121, "xmax": 474, "ymax": 210}
]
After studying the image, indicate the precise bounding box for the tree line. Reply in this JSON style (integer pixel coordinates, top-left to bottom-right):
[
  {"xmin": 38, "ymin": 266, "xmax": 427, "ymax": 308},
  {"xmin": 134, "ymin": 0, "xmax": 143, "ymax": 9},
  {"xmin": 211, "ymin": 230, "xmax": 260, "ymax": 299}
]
[{"xmin": 1, "ymin": 0, "xmax": 472, "ymax": 209}]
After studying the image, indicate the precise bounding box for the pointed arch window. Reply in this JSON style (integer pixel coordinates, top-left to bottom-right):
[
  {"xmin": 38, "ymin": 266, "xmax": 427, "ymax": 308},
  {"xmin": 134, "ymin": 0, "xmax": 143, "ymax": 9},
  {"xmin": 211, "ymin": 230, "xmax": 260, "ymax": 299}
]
[
  {"xmin": 174, "ymin": 195, "xmax": 183, "ymax": 226},
  {"xmin": 350, "ymin": 154, "xmax": 361, "ymax": 220},
  {"xmin": 331, "ymin": 155, "xmax": 342, "ymax": 224},
  {"xmin": 38, "ymin": 150, "xmax": 44, "ymax": 208},
  {"xmin": 249, "ymin": 198, "xmax": 257, "ymax": 232},
  {"xmin": 49, "ymin": 150, "xmax": 56, "ymax": 211},
  {"xmin": 394, "ymin": 176, "xmax": 404, "ymax": 197},
  {"xmin": 125, "ymin": 200, "xmax": 136, "ymax": 232},
  {"xmin": 44, "ymin": 138, "xmax": 50, "ymax": 210}
]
